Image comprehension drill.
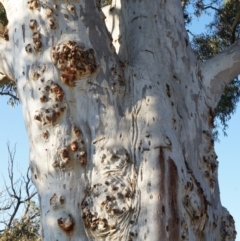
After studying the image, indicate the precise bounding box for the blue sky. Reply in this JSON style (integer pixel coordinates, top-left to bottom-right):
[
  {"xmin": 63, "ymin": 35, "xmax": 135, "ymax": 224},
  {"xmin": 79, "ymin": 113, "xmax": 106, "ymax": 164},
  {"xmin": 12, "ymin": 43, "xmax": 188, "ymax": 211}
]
[
  {"xmin": 216, "ymin": 105, "xmax": 240, "ymax": 240},
  {"xmin": 0, "ymin": 3, "xmax": 239, "ymax": 239}
]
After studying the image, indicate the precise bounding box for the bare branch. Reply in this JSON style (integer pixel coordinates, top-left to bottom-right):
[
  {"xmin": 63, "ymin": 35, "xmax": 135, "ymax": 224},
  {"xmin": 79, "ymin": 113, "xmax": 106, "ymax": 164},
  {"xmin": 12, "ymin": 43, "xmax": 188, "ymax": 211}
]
[
  {"xmin": 202, "ymin": 4, "xmax": 240, "ymax": 44},
  {"xmin": 0, "ymin": 144, "xmax": 38, "ymax": 235},
  {"xmin": 202, "ymin": 5, "xmax": 232, "ymax": 32},
  {"xmin": 0, "ymin": 90, "xmax": 19, "ymax": 101},
  {"xmin": 231, "ymin": 9, "xmax": 240, "ymax": 43},
  {"xmin": 202, "ymin": 5, "xmax": 221, "ymax": 12},
  {"xmin": 6, "ymin": 199, "xmax": 21, "ymax": 229},
  {"xmin": 7, "ymin": 145, "xmax": 19, "ymax": 199}
]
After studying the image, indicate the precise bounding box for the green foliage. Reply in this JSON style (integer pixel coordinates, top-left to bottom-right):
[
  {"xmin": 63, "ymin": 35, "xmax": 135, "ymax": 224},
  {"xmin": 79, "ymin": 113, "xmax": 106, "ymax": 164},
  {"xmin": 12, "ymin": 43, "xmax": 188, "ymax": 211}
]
[
  {"xmin": 212, "ymin": 0, "xmax": 240, "ymax": 43},
  {"xmin": 191, "ymin": 0, "xmax": 240, "ymax": 137},
  {"xmin": 214, "ymin": 79, "xmax": 240, "ymax": 136},
  {"xmin": 192, "ymin": 35, "xmax": 223, "ymax": 60},
  {"xmin": 0, "ymin": 201, "xmax": 40, "ymax": 241},
  {"xmin": 182, "ymin": 0, "xmax": 222, "ymax": 26},
  {"xmin": 0, "ymin": 3, "xmax": 8, "ymax": 26},
  {"xmin": 0, "ymin": 82, "xmax": 19, "ymax": 107}
]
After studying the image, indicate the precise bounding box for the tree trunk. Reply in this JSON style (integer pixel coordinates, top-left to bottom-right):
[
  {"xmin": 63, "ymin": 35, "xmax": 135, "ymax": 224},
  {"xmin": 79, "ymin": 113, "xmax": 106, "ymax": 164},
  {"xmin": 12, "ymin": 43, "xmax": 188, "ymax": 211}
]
[{"xmin": 0, "ymin": 0, "xmax": 237, "ymax": 240}]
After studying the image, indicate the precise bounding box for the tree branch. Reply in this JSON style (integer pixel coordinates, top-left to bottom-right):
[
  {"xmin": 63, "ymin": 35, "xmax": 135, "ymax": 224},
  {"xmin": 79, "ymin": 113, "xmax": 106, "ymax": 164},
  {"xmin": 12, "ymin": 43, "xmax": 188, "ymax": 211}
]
[
  {"xmin": 0, "ymin": 144, "xmax": 38, "ymax": 234},
  {"xmin": 202, "ymin": 5, "xmax": 240, "ymax": 44},
  {"xmin": 0, "ymin": 91, "xmax": 19, "ymax": 101},
  {"xmin": 201, "ymin": 40, "xmax": 240, "ymax": 109},
  {"xmin": 202, "ymin": 5, "xmax": 221, "ymax": 12},
  {"xmin": 201, "ymin": 5, "xmax": 232, "ymax": 34},
  {"xmin": 231, "ymin": 9, "xmax": 240, "ymax": 44}
]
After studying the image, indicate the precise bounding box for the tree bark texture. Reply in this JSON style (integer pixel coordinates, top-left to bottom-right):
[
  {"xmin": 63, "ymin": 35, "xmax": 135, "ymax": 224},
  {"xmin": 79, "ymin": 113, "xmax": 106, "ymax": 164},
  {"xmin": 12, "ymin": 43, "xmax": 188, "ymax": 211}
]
[{"xmin": 0, "ymin": 0, "xmax": 237, "ymax": 240}]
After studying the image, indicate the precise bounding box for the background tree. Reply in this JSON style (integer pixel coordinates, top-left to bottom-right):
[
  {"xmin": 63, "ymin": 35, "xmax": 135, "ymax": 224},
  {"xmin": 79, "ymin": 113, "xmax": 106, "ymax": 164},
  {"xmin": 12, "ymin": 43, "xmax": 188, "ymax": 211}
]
[
  {"xmin": 190, "ymin": 0, "xmax": 240, "ymax": 137},
  {"xmin": 0, "ymin": 145, "xmax": 40, "ymax": 241}
]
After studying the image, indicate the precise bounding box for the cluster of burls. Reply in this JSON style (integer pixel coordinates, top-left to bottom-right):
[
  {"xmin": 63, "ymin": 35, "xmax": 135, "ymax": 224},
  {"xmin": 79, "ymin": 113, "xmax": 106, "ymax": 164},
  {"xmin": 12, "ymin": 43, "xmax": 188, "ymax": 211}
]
[
  {"xmin": 52, "ymin": 41, "xmax": 97, "ymax": 86},
  {"xmin": 182, "ymin": 175, "xmax": 208, "ymax": 238},
  {"xmin": 52, "ymin": 126, "xmax": 87, "ymax": 168},
  {"xmin": 81, "ymin": 147, "xmax": 140, "ymax": 240},
  {"xmin": 34, "ymin": 80, "xmax": 66, "ymax": 126},
  {"xmin": 221, "ymin": 212, "xmax": 237, "ymax": 241},
  {"xmin": 202, "ymin": 130, "xmax": 218, "ymax": 192},
  {"xmin": 27, "ymin": 0, "xmax": 39, "ymax": 10},
  {"xmin": 25, "ymin": 19, "xmax": 42, "ymax": 53}
]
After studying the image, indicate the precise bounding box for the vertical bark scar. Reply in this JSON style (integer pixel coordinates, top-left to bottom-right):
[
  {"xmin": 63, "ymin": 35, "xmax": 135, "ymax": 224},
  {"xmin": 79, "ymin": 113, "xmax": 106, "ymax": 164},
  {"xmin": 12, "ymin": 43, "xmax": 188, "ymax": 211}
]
[
  {"xmin": 22, "ymin": 24, "xmax": 25, "ymax": 43},
  {"xmin": 159, "ymin": 147, "xmax": 168, "ymax": 240},
  {"xmin": 168, "ymin": 158, "xmax": 180, "ymax": 240}
]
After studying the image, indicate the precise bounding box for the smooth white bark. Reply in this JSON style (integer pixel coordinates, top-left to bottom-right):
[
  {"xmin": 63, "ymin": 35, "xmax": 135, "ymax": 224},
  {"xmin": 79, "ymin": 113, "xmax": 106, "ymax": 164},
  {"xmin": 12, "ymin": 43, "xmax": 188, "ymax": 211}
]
[
  {"xmin": 201, "ymin": 40, "xmax": 240, "ymax": 109},
  {"xmin": 0, "ymin": 0, "xmax": 238, "ymax": 240}
]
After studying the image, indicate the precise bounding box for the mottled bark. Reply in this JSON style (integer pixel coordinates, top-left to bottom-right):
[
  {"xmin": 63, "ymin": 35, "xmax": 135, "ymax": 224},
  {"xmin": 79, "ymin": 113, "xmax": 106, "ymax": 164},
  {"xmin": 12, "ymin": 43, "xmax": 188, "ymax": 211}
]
[
  {"xmin": 0, "ymin": 37, "xmax": 13, "ymax": 87},
  {"xmin": 202, "ymin": 40, "xmax": 240, "ymax": 109},
  {"xmin": 0, "ymin": 0, "xmax": 237, "ymax": 240}
]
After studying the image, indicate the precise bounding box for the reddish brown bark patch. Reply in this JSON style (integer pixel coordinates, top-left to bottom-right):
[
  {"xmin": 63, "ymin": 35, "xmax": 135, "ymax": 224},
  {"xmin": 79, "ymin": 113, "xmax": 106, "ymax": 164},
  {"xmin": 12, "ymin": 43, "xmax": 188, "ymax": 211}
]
[
  {"xmin": 58, "ymin": 214, "xmax": 75, "ymax": 235},
  {"xmin": 159, "ymin": 148, "xmax": 165, "ymax": 199},
  {"xmin": 208, "ymin": 108, "xmax": 214, "ymax": 128},
  {"xmin": 168, "ymin": 158, "xmax": 180, "ymax": 240},
  {"xmin": 52, "ymin": 41, "xmax": 97, "ymax": 86},
  {"xmin": 28, "ymin": 0, "xmax": 39, "ymax": 10},
  {"xmin": 158, "ymin": 148, "xmax": 168, "ymax": 240}
]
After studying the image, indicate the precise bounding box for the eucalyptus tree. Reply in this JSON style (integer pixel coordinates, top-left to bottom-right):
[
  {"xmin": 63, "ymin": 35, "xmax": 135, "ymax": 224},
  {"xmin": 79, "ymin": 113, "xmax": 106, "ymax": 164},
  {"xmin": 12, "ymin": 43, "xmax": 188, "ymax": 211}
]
[{"xmin": 0, "ymin": 0, "xmax": 238, "ymax": 240}]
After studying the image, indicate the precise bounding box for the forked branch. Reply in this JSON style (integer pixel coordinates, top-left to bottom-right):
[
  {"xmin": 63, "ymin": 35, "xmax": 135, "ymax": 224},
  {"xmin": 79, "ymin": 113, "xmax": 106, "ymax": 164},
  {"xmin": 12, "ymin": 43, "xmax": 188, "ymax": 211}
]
[{"xmin": 0, "ymin": 144, "xmax": 38, "ymax": 232}]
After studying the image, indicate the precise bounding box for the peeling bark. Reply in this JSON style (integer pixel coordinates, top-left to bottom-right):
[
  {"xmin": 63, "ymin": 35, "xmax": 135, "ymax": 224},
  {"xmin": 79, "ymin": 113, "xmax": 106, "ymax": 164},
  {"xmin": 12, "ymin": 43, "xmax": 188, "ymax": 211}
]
[{"xmin": 0, "ymin": 0, "xmax": 237, "ymax": 240}]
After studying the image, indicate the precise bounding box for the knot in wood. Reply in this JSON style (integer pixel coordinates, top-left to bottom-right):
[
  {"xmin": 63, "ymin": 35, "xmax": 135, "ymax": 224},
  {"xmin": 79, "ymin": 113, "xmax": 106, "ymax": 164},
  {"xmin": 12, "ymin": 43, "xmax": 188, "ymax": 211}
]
[
  {"xmin": 58, "ymin": 214, "xmax": 75, "ymax": 233},
  {"xmin": 28, "ymin": 0, "xmax": 39, "ymax": 10}
]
